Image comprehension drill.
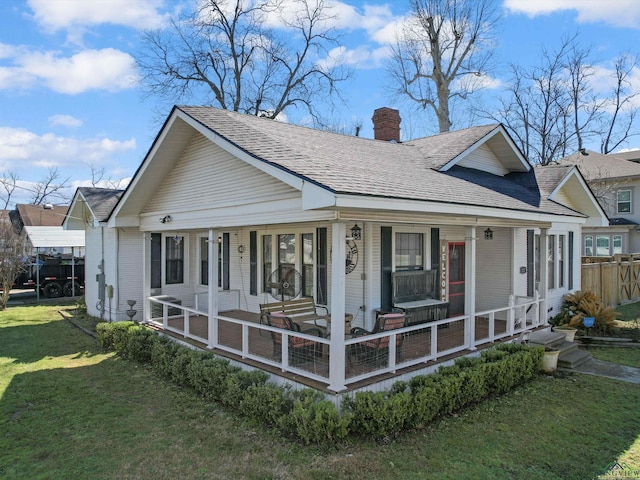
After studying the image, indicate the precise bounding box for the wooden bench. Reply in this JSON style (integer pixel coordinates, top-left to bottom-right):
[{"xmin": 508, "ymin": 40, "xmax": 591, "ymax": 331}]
[
  {"xmin": 259, "ymin": 297, "xmax": 328, "ymax": 328},
  {"xmin": 391, "ymin": 270, "xmax": 449, "ymax": 326}
]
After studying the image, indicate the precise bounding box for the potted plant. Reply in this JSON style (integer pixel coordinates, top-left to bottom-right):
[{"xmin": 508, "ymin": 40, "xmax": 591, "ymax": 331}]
[
  {"xmin": 552, "ymin": 324, "xmax": 578, "ymax": 342},
  {"xmin": 542, "ymin": 346, "xmax": 560, "ymax": 373}
]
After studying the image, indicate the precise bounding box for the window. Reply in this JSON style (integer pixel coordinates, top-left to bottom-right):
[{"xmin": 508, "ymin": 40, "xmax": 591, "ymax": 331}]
[
  {"xmin": 596, "ymin": 236, "xmax": 610, "ymax": 256},
  {"xmin": 548, "ymin": 235, "xmax": 555, "ymax": 289},
  {"xmin": 559, "ymin": 235, "xmax": 565, "ymax": 288},
  {"xmin": 166, "ymin": 236, "xmax": 184, "ymax": 284},
  {"xmin": 301, "ymin": 233, "xmax": 313, "ymax": 297},
  {"xmin": 617, "ymin": 190, "xmax": 631, "ymax": 214},
  {"xmin": 261, "ymin": 231, "xmax": 321, "ymax": 301},
  {"xmin": 584, "ymin": 236, "xmax": 593, "ymax": 256},
  {"xmin": 613, "ymin": 235, "xmax": 623, "ymax": 255},
  {"xmin": 395, "ymin": 233, "xmax": 424, "ymax": 271}
]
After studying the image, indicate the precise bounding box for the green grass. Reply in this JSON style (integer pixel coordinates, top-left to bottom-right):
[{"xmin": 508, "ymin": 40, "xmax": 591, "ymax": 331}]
[
  {"xmin": 1, "ymin": 304, "xmax": 639, "ymax": 479},
  {"xmin": 588, "ymin": 347, "xmax": 640, "ymax": 368},
  {"xmin": 615, "ymin": 302, "xmax": 640, "ymax": 322}
]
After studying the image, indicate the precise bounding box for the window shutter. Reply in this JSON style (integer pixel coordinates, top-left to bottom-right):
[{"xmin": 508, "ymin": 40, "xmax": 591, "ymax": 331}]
[
  {"xmin": 150, "ymin": 233, "xmax": 161, "ymax": 289},
  {"xmin": 316, "ymin": 228, "xmax": 327, "ymax": 305},
  {"xmin": 527, "ymin": 229, "xmax": 534, "ymax": 297},
  {"xmin": 569, "ymin": 231, "xmax": 574, "ymax": 290},
  {"xmin": 222, "ymin": 233, "xmax": 230, "ymax": 290},
  {"xmin": 249, "ymin": 231, "xmax": 257, "ymax": 295},
  {"xmin": 381, "ymin": 226, "xmax": 393, "ymax": 310}
]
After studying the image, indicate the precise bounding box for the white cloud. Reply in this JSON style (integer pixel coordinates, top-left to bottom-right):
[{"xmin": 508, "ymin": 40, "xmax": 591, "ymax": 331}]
[
  {"xmin": 28, "ymin": 0, "xmax": 169, "ymax": 42},
  {"xmin": 317, "ymin": 44, "xmax": 391, "ymax": 70},
  {"xmin": 504, "ymin": 0, "xmax": 640, "ymax": 29},
  {"xmin": 48, "ymin": 115, "xmax": 83, "ymax": 128},
  {"xmin": 0, "ymin": 44, "xmax": 138, "ymax": 94},
  {"xmin": 0, "ymin": 127, "xmax": 136, "ymax": 169}
]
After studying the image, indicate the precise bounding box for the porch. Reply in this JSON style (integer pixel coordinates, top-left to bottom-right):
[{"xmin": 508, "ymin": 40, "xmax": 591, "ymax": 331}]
[{"xmin": 146, "ymin": 294, "xmax": 545, "ymax": 392}]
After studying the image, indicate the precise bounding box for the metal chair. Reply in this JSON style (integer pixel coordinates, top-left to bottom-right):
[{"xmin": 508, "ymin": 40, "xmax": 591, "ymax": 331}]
[
  {"xmin": 267, "ymin": 312, "xmax": 323, "ymax": 364},
  {"xmin": 350, "ymin": 312, "xmax": 407, "ymax": 366}
]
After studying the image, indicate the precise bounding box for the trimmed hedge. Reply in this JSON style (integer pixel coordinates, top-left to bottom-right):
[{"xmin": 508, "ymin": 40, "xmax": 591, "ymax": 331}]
[{"xmin": 97, "ymin": 321, "xmax": 543, "ymax": 444}]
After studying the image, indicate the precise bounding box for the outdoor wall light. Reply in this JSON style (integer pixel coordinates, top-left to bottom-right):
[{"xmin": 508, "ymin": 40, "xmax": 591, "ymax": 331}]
[
  {"xmin": 350, "ymin": 224, "xmax": 362, "ymax": 241},
  {"xmin": 160, "ymin": 215, "xmax": 172, "ymax": 224},
  {"xmin": 484, "ymin": 228, "xmax": 494, "ymax": 240}
]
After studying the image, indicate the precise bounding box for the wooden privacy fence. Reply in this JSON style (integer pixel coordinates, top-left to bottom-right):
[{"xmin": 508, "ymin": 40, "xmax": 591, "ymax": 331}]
[{"xmin": 581, "ymin": 254, "xmax": 640, "ymax": 307}]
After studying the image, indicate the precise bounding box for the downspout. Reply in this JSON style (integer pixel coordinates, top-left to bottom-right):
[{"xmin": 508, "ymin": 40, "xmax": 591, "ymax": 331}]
[
  {"xmin": 115, "ymin": 227, "xmax": 120, "ymax": 320},
  {"xmin": 100, "ymin": 225, "xmax": 105, "ymax": 321}
]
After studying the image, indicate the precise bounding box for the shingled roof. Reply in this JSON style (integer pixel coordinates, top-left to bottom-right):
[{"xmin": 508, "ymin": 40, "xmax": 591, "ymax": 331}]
[
  {"xmin": 560, "ymin": 149, "xmax": 640, "ymax": 180},
  {"xmin": 177, "ymin": 106, "xmax": 581, "ymax": 218},
  {"xmin": 11, "ymin": 204, "xmax": 68, "ymax": 228},
  {"xmin": 78, "ymin": 187, "xmax": 124, "ymax": 222}
]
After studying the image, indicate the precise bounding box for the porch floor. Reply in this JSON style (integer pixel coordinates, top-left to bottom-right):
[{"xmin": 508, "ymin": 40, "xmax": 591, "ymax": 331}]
[{"xmin": 148, "ymin": 309, "xmax": 535, "ymax": 393}]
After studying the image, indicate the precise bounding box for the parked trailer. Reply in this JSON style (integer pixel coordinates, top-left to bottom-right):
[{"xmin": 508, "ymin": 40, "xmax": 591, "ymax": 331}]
[{"xmin": 16, "ymin": 259, "xmax": 85, "ymax": 298}]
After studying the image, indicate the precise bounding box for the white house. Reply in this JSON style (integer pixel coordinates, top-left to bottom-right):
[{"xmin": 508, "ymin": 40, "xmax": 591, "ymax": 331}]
[
  {"xmin": 65, "ymin": 187, "xmax": 124, "ymax": 321},
  {"xmin": 69, "ymin": 106, "xmax": 607, "ymax": 393}
]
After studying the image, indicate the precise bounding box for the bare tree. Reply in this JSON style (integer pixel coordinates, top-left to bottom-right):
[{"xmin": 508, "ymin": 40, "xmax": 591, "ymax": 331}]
[
  {"xmin": 600, "ymin": 53, "xmax": 639, "ymax": 154},
  {"xmin": 0, "ymin": 171, "xmax": 20, "ymax": 210},
  {"xmin": 484, "ymin": 33, "xmax": 639, "ymax": 164},
  {"xmin": 387, "ymin": 0, "xmax": 500, "ymax": 133},
  {"xmin": 0, "ymin": 215, "xmax": 26, "ymax": 310},
  {"xmin": 30, "ymin": 168, "xmax": 71, "ymax": 206},
  {"xmin": 88, "ymin": 163, "xmax": 126, "ymax": 189},
  {"xmin": 137, "ymin": 0, "xmax": 350, "ymax": 123}
]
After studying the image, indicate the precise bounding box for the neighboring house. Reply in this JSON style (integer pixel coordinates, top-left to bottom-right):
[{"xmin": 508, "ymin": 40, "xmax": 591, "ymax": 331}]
[
  {"xmin": 64, "ymin": 187, "xmax": 124, "ymax": 321},
  {"xmin": 9, "ymin": 204, "xmax": 85, "ymax": 257},
  {"xmin": 72, "ymin": 106, "xmax": 606, "ymax": 393},
  {"xmin": 559, "ymin": 149, "xmax": 640, "ymax": 256}
]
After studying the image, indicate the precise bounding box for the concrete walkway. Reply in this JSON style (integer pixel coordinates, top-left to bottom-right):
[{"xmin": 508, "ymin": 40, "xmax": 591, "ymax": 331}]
[{"xmin": 569, "ymin": 358, "xmax": 640, "ymax": 384}]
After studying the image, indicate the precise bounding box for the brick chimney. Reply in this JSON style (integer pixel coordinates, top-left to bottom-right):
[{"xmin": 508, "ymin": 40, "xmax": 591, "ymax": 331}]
[{"xmin": 372, "ymin": 107, "xmax": 401, "ymax": 142}]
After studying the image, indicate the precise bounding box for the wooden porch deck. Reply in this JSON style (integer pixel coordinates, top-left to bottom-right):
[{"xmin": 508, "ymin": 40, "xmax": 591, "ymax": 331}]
[{"xmin": 152, "ymin": 310, "xmax": 517, "ymax": 393}]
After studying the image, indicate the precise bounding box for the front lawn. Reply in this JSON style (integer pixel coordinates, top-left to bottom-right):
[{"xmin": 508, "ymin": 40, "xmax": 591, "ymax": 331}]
[{"xmin": 1, "ymin": 304, "xmax": 639, "ymax": 479}]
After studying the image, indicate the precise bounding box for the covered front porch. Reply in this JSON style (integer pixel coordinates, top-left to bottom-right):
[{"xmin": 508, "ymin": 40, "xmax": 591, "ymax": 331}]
[
  {"xmin": 139, "ymin": 221, "xmax": 551, "ymax": 392},
  {"xmin": 145, "ymin": 293, "xmax": 544, "ymax": 392}
]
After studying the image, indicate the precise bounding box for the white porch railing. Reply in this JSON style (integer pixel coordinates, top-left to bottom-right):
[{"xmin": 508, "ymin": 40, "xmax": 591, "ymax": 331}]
[{"xmin": 146, "ymin": 294, "xmax": 546, "ymax": 391}]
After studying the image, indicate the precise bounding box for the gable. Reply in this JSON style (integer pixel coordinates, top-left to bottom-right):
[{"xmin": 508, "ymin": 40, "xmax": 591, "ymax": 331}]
[
  {"xmin": 439, "ymin": 126, "xmax": 529, "ymax": 175},
  {"xmin": 456, "ymin": 143, "xmax": 509, "ymax": 176},
  {"xmin": 549, "ymin": 169, "xmax": 607, "ymax": 227},
  {"xmin": 141, "ymin": 132, "xmax": 299, "ymax": 215}
]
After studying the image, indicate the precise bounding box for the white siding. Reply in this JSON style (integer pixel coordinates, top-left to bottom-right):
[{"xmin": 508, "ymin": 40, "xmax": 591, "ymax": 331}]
[
  {"xmin": 475, "ymin": 227, "xmax": 512, "ymax": 311},
  {"xmin": 84, "ymin": 225, "xmax": 104, "ymax": 319},
  {"xmin": 142, "ymin": 132, "xmax": 298, "ymax": 215},
  {"xmin": 457, "ymin": 144, "xmax": 509, "ymax": 176},
  {"xmin": 115, "ymin": 229, "xmax": 144, "ymax": 321}
]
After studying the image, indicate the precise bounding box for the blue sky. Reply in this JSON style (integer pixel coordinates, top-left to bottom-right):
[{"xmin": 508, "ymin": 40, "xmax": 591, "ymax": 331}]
[{"xmin": 0, "ymin": 0, "xmax": 639, "ymax": 206}]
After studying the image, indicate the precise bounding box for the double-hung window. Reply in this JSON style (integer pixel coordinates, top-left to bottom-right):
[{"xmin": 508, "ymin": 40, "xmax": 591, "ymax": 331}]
[
  {"xmin": 584, "ymin": 236, "xmax": 593, "ymax": 256},
  {"xmin": 166, "ymin": 236, "xmax": 184, "ymax": 284},
  {"xmin": 395, "ymin": 232, "xmax": 424, "ymax": 271},
  {"xmin": 617, "ymin": 190, "xmax": 631, "ymax": 214}
]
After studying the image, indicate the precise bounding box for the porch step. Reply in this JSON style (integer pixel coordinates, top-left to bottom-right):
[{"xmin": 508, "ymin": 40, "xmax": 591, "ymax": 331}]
[
  {"xmin": 558, "ymin": 348, "xmax": 593, "ymax": 369},
  {"xmin": 528, "ymin": 330, "xmax": 565, "ymax": 348},
  {"xmin": 528, "ymin": 330, "xmax": 593, "ymax": 370}
]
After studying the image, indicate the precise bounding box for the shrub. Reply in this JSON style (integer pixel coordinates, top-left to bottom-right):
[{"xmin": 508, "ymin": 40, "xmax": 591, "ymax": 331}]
[
  {"xmin": 283, "ymin": 390, "xmax": 349, "ymax": 445},
  {"xmin": 554, "ymin": 290, "xmax": 617, "ymax": 334},
  {"xmin": 97, "ymin": 321, "xmax": 543, "ymax": 445}
]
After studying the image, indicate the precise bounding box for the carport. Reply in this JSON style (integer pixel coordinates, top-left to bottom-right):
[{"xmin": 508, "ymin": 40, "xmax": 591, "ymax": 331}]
[{"xmin": 23, "ymin": 226, "xmax": 86, "ymax": 300}]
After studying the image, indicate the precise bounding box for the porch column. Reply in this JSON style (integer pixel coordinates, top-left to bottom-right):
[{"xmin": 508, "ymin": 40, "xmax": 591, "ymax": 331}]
[
  {"xmin": 142, "ymin": 233, "xmax": 151, "ymax": 321},
  {"xmin": 328, "ymin": 222, "xmax": 347, "ymax": 392},
  {"xmin": 465, "ymin": 226, "xmax": 477, "ymax": 350},
  {"xmin": 539, "ymin": 228, "xmax": 549, "ymax": 326},
  {"xmin": 207, "ymin": 229, "xmax": 219, "ymax": 349}
]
